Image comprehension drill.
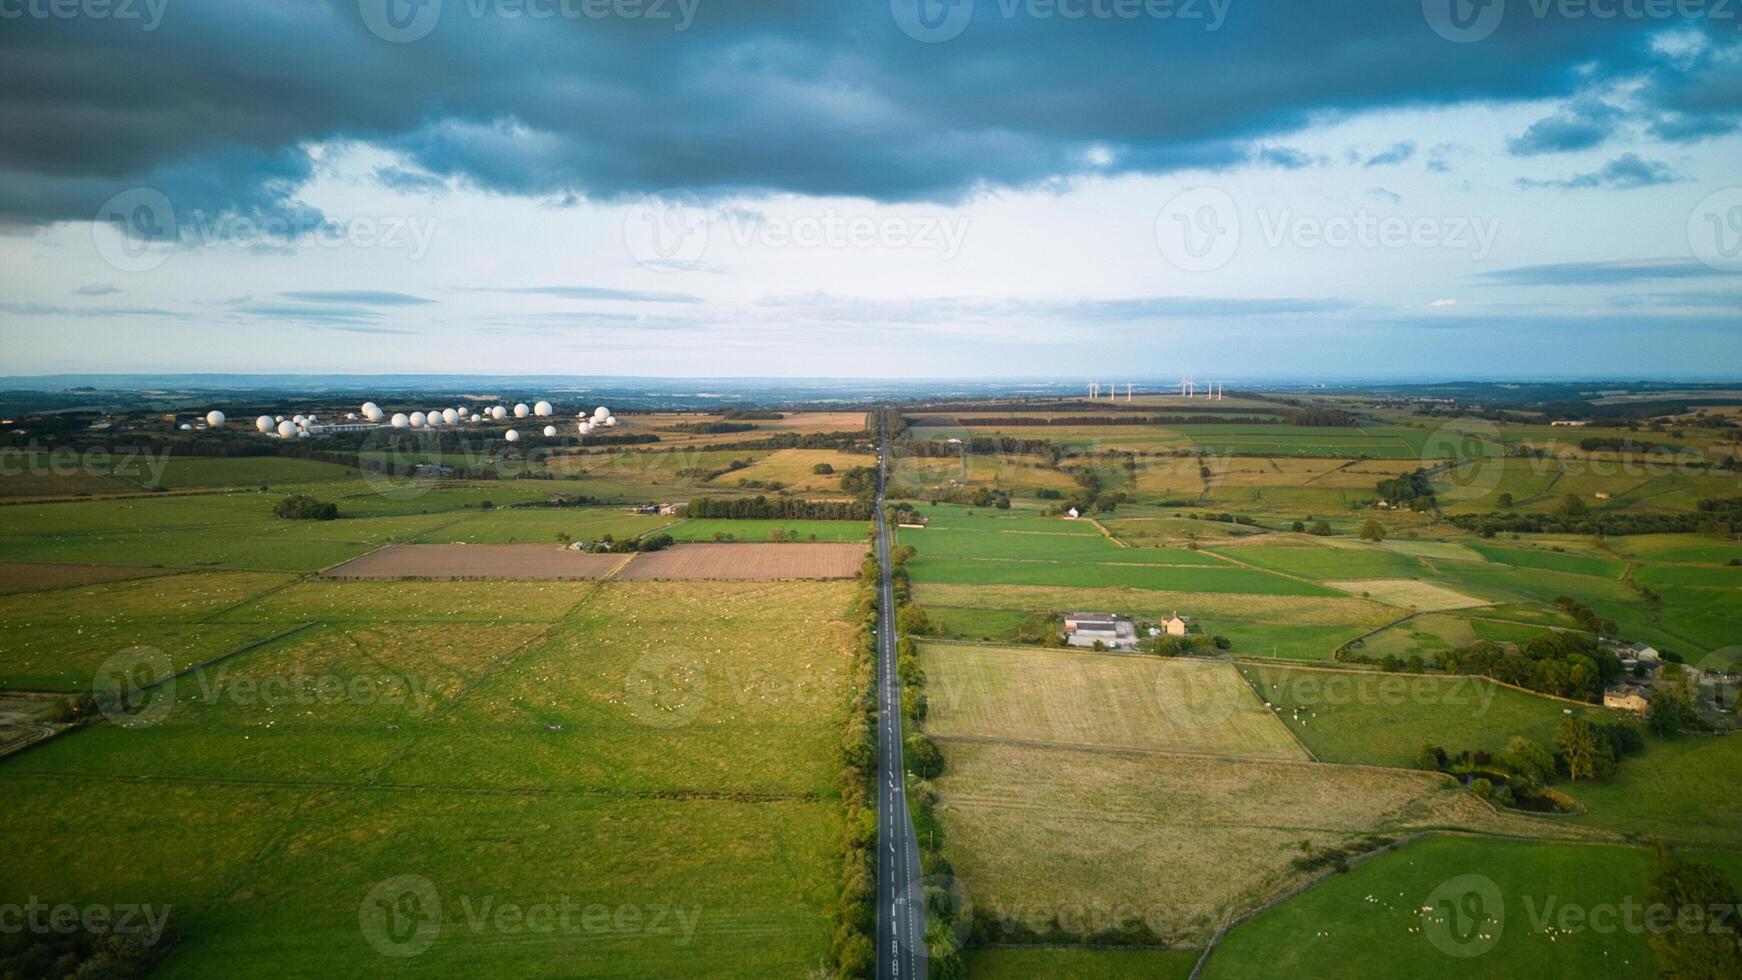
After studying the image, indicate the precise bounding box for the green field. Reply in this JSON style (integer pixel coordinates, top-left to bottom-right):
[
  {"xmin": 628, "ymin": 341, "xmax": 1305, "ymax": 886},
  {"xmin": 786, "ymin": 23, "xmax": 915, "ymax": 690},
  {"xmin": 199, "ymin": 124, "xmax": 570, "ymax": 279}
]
[
  {"xmin": 1240, "ymin": 663, "xmax": 1599, "ymax": 769},
  {"xmin": 0, "ymin": 573, "xmax": 861, "ymax": 977},
  {"xmin": 920, "ymin": 642, "xmax": 1306, "ymax": 759},
  {"xmin": 1204, "ymin": 836, "xmax": 1669, "ymax": 980},
  {"xmin": 965, "ymin": 946, "xmax": 1199, "ymax": 979}
]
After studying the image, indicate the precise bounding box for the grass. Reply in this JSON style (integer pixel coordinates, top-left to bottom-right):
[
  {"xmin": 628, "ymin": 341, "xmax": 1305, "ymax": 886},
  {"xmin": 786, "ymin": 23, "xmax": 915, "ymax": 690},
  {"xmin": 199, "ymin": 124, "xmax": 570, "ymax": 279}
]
[
  {"xmin": 965, "ymin": 947, "xmax": 1199, "ymax": 979},
  {"xmin": 931, "ymin": 741, "xmax": 1542, "ymax": 946},
  {"xmin": 907, "ymin": 557, "xmax": 1338, "ymax": 595},
  {"xmin": 1240, "ymin": 663, "xmax": 1598, "ymax": 769},
  {"xmin": 663, "ymin": 518, "xmax": 871, "ymax": 543},
  {"xmin": 705, "ymin": 448, "xmax": 868, "ymax": 490},
  {"xmin": 1212, "ymin": 542, "xmax": 1430, "ymax": 581},
  {"xmin": 1563, "ymin": 733, "xmax": 1742, "ymax": 845},
  {"xmin": 1203, "ymin": 836, "xmax": 1665, "ymax": 980},
  {"xmin": 1328, "ymin": 578, "xmax": 1489, "ymax": 611},
  {"xmin": 0, "ymin": 577, "xmax": 860, "ymax": 977},
  {"xmin": 919, "ymin": 643, "xmax": 1305, "ymax": 760}
]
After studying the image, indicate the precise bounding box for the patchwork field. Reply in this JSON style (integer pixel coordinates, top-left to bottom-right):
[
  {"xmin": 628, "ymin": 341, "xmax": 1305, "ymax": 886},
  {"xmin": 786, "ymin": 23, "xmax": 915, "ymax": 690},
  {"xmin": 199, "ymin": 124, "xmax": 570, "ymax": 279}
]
[
  {"xmin": 0, "ymin": 578, "xmax": 861, "ymax": 977},
  {"xmin": 1203, "ymin": 836, "xmax": 1674, "ymax": 980},
  {"xmin": 322, "ymin": 543, "xmax": 628, "ymax": 579},
  {"xmin": 919, "ymin": 643, "xmax": 1305, "ymax": 760},
  {"xmin": 1241, "ymin": 663, "xmax": 1596, "ymax": 769},
  {"xmin": 613, "ymin": 542, "xmax": 865, "ymax": 580},
  {"xmin": 930, "ymin": 741, "xmax": 1574, "ymax": 946}
]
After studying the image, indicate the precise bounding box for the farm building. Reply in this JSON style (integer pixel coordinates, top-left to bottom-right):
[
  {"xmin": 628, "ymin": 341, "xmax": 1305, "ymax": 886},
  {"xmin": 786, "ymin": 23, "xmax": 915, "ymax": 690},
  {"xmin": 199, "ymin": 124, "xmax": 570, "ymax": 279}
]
[
  {"xmin": 1063, "ymin": 612, "xmax": 1137, "ymax": 651},
  {"xmin": 1065, "ymin": 507, "xmax": 1081, "ymax": 520},
  {"xmin": 1550, "ymin": 420, "xmax": 1590, "ymax": 427},
  {"xmin": 1603, "ymin": 686, "xmax": 1651, "ymax": 713},
  {"xmin": 1158, "ymin": 613, "xmax": 1188, "ymax": 637}
]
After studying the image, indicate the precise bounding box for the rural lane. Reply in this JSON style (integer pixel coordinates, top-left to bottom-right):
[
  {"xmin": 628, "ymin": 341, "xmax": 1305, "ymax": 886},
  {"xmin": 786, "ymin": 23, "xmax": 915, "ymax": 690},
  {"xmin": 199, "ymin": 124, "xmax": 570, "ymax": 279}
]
[{"xmin": 875, "ymin": 423, "xmax": 928, "ymax": 980}]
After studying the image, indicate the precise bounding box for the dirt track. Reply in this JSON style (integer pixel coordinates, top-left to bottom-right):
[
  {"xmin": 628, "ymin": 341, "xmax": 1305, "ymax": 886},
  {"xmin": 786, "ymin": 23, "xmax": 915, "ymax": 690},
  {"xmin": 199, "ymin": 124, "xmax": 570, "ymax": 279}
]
[
  {"xmin": 321, "ymin": 544, "xmax": 625, "ymax": 580},
  {"xmin": 615, "ymin": 543, "xmax": 864, "ymax": 581}
]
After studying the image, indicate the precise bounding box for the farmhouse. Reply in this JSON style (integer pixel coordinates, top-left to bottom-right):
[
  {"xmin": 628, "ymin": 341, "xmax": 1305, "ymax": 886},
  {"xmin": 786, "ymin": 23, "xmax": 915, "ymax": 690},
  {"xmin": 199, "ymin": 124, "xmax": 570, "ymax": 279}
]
[
  {"xmin": 1158, "ymin": 613, "xmax": 1188, "ymax": 637},
  {"xmin": 1604, "ymin": 685, "xmax": 1651, "ymax": 713},
  {"xmin": 1063, "ymin": 612, "xmax": 1137, "ymax": 651}
]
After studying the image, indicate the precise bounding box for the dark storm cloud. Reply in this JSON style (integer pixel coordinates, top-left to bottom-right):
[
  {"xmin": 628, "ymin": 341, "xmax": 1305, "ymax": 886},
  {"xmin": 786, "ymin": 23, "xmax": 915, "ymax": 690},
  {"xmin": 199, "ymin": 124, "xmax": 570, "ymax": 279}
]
[{"xmin": 1, "ymin": 1, "xmax": 1736, "ymax": 226}]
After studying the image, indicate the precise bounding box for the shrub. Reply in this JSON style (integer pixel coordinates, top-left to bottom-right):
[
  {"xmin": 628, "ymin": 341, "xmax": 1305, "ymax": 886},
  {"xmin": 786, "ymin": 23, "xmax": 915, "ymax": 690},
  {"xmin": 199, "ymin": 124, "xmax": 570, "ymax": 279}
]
[{"xmin": 272, "ymin": 494, "xmax": 337, "ymax": 521}]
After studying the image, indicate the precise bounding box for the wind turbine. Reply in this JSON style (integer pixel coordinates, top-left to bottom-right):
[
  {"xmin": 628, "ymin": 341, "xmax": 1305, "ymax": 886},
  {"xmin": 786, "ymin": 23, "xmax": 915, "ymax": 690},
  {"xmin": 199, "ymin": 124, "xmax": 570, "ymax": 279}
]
[{"xmin": 1089, "ymin": 382, "xmax": 1100, "ymax": 400}]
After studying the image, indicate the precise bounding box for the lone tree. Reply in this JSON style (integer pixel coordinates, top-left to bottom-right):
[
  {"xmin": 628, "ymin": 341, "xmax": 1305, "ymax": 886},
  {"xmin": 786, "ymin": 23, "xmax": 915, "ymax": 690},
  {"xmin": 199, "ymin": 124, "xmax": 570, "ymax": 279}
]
[
  {"xmin": 1360, "ymin": 519, "xmax": 1387, "ymax": 543},
  {"xmin": 1648, "ymin": 859, "xmax": 1742, "ymax": 979},
  {"xmin": 1556, "ymin": 715, "xmax": 1615, "ymax": 782}
]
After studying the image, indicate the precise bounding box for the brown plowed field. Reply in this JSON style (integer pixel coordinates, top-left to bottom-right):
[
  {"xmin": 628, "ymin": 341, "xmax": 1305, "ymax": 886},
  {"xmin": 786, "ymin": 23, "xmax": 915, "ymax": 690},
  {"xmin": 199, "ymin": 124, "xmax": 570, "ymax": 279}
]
[
  {"xmin": 321, "ymin": 544, "xmax": 624, "ymax": 580},
  {"xmin": 614, "ymin": 543, "xmax": 864, "ymax": 581}
]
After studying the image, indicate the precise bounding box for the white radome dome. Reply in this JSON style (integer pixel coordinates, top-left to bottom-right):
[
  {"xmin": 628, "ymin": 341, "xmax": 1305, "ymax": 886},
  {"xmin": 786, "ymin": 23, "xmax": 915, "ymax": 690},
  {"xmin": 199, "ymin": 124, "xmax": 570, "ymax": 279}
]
[
  {"xmin": 297, "ymin": 430, "xmax": 311, "ymax": 439},
  {"xmin": 409, "ymin": 411, "xmax": 427, "ymax": 428},
  {"xmin": 578, "ymin": 421, "xmax": 593, "ymax": 435},
  {"xmin": 391, "ymin": 413, "xmax": 410, "ymax": 428},
  {"xmin": 361, "ymin": 401, "xmax": 382, "ymax": 421},
  {"xmin": 205, "ymin": 410, "xmax": 226, "ymax": 428},
  {"xmin": 491, "ymin": 406, "xmax": 507, "ymax": 421},
  {"xmin": 604, "ymin": 416, "xmax": 617, "ymax": 427},
  {"xmin": 534, "ymin": 400, "xmax": 554, "ymax": 417},
  {"xmin": 542, "ymin": 425, "xmax": 557, "ymax": 437},
  {"xmin": 514, "ymin": 403, "xmax": 530, "ymax": 418},
  {"xmin": 504, "ymin": 429, "xmax": 521, "ymax": 443},
  {"xmin": 292, "ymin": 415, "xmax": 307, "ymax": 426},
  {"xmin": 442, "ymin": 408, "xmax": 459, "ymax": 425},
  {"xmin": 179, "ymin": 423, "xmax": 194, "ymax": 430},
  {"xmin": 254, "ymin": 416, "xmax": 274, "ymax": 433},
  {"xmin": 593, "ymin": 406, "xmax": 610, "ymax": 421},
  {"xmin": 469, "ymin": 413, "xmax": 481, "ymax": 423},
  {"xmin": 276, "ymin": 420, "xmax": 297, "ymax": 437}
]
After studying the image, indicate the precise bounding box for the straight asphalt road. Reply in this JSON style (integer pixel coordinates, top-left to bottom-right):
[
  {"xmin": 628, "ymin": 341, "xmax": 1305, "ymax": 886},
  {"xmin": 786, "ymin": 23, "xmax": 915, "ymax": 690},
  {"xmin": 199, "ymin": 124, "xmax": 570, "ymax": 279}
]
[{"xmin": 875, "ymin": 421, "xmax": 928, "ymax": 980}]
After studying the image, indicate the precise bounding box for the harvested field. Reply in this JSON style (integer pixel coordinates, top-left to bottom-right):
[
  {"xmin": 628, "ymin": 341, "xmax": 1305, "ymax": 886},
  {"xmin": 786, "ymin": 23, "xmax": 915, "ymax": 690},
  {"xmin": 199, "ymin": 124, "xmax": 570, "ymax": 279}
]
[
  {"xmin": 614, "ymin": 542, "xmax": 865, "ymax": 581},
  {"xmin": 920, "ymin": 643, "xmax": 1305, "ymax": 760},
  {"xmin": 321, "ymin": 543, "xmax": 625, "ymax": 580},
  {"xmin": 933, "ymin": 742, "xmax": 1604, "ymax": 946},
  {"xmin": 1327, "ymin": 578, "xmax": 1487, "ymax": 611}
]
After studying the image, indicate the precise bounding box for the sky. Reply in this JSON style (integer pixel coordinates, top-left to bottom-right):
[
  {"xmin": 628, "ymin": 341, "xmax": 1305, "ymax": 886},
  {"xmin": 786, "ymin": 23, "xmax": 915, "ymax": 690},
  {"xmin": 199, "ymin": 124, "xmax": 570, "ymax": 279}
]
[{"xmin": 1, "ymin": 0, "xmax": 1740, "ymax": 379}]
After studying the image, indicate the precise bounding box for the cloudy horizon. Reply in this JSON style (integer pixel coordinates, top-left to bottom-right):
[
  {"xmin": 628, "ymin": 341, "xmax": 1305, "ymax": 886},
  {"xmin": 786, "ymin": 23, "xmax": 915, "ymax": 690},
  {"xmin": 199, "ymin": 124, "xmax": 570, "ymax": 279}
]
[{"xmin": 3, "ymin": 0, "xmax": 1740, "ymax": 377}]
